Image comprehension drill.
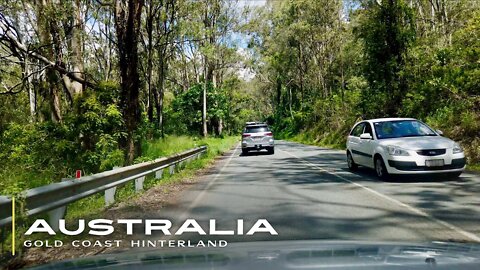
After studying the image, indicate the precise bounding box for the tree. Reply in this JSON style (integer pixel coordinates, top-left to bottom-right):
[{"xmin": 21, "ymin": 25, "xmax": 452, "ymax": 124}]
[
  {"xmin": 114, "ymin": 0, "xmax": 144, "ymax": 164},
  {"xmin": 356, "ymin": 0, "xmax": 415, "ymax": 117},
  {"xmin": 251, "ymin": 0, "xmax": 346, "ymax": 125},
  {"xmin": 152, "ymin": 0, "xmax": 178, "ymax": 135},
  {"xmin": 0, "ymin": 1, "xmax": 92, "ymax": 122}
]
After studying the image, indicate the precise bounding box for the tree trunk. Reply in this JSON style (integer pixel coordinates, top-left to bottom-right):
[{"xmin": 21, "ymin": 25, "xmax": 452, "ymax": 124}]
[
  {"xmin": 25, "ymin": 57, "xmax": 36, "ymax": 121},
  {"xmin": 145, "ymin": 2, "xmax": 154, "ymax": 123},
  {"xmin": 217, "ymin": 118, "xmax": 223, "ymax": 136},
  {"xmin": 71, "ymin": 0, "xmax": 84, "ymax": 96},
  {"xmin": 114, "ymin": 0, "xmax": 144, "ymax": 164},
  {"xmin": 36, "ymin": 0, "xmax": 62, "ymax": 123},
  {"xmin": 155, "ymin": 50, "xmax": 166, "ymax": 137},
  {"xmin": 202, "ymin": 57, "xmax": 208, "ymax": 137}
]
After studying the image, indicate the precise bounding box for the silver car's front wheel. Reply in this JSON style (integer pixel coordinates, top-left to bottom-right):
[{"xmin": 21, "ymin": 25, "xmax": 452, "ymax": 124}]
[
  {"xmin": 375, "ymin": 157, "xmax": 389, "ymax": 180},
  {"xmin": 347, "ymin": 152, "xmax": 357, "ymax": 171}
]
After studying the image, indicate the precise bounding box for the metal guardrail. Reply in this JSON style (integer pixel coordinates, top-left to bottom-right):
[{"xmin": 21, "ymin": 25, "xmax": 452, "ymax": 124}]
[{"xmin": 0, "ymin": 146, "xmax": 207, "ymax": 228}]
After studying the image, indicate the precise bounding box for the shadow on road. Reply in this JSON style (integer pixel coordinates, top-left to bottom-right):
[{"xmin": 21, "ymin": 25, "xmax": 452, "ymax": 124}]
[
  {"xmin": 341, "ymin": 167, "xmax": 465, "ymax": 183},
  {"xmin": 266, "ymin": 145, "xmax": 480, "ymax": 237},
  {"xmin": 138, "ymin": 141, "xmax": 480, "ymax": 244},
  {"xmin": 240, "ymin": 151, "xmax": 273, "ymax": 157}
]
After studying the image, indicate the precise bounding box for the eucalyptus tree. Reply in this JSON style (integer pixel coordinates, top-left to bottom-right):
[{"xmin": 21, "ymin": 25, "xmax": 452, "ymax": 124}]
[
  {"xmin": 139, "ymin": 0, "xmax": 180, "ymax": 135},
  {"xmin": 113, "ymin": 0, "xmax": 144, "ymax": 163},
  {"xmin": 355, "ymin": 0, "xmax": 416, "ymax": 117},
  {"xmin": 0, "ymin": 0, "xmax": 90, "ymax": 123},
  {"xmin": 250, "ymin": 0, "xmax": 346, "ymax": 122}
]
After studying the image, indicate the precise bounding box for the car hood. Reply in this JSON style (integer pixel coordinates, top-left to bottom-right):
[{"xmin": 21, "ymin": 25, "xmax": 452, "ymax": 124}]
[
  {"xmin": 377, "ymin": 136, "xmax": 455, "ymax": 150},
  {"xmin": 29, "ymin": 240, "xmax": 480, "ymax": 270}
]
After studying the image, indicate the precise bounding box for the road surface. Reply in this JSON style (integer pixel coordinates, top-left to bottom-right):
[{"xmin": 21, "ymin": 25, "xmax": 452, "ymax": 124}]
[{"xmin": 155, "ymin": 140, "xmax": 480, "ymax": 244}]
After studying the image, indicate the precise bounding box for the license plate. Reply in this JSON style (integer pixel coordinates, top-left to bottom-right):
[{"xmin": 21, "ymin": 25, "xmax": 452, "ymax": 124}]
[
  {"xmin": 425, "ymin": 159, "xmax": 444, "ymax": 167},
  {"xmin": 252, "ymin": 136, "xmax": 262, "ymax": 141}
]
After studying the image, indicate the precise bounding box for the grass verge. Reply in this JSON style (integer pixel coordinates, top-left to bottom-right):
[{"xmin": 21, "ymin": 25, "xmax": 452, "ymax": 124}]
[
  {"xmin": 1, "ymin": 136, "xmax": 238, "ymax": 266},
  {"xmin": 282, "ymin": 131, "xmax": 346, "ymax": 150},
  {"xmin": 65, "ymin": 135, "xmax": 238, "ymax": 220}
]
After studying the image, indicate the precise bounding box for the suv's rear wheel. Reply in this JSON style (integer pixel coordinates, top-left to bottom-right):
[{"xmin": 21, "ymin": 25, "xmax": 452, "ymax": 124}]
[
  {"xmin": 375, "ymin": 156, "xmax": 389, "ymax": 180},
  {"xmin": 347, "ymin": 151, "xmax": 358, "ymax": 171},
  {"xmin": 267, "ymin": 147, "xmax": 274, "ymax": 154},
  {"xmin": 242, "ymin": 148, "xmax": 248, "ymax": 155}
]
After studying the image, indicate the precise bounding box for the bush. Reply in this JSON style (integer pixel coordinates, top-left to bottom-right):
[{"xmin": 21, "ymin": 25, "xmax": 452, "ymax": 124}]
[{"xmin": 0, "ymin": 82, "xmax": 125, "ymax": 191}]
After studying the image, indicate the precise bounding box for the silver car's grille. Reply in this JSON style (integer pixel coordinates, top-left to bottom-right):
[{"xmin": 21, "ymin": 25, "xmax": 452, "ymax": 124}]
[{"xmin": 416, "ymin": 149, "xmax": 446, "ymax": 156}]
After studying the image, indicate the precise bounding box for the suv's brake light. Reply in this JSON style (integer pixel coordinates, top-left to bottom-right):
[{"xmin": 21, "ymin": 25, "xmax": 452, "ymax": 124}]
[
  {"xmin": 242, "ymin": 134, "xmax": 251, "ymax": 138},
  {"xmin": 265, "ymin": 132, "xmax": 273, "ymax": 136}
]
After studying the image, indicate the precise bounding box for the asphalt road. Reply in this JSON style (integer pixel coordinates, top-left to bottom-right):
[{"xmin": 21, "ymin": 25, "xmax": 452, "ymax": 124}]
[{"xmin": 159, "ymin": 140, "xmax": 480, "ymax": 244}]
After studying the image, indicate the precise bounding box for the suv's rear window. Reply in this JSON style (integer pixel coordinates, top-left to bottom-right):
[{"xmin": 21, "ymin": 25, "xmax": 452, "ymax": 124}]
[{"xmin": 245, "ymin": 126, "xmax": 270, "ymax": 133}]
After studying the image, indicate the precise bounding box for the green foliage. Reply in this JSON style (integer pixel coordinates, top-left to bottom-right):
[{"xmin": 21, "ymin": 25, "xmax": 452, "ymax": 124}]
[
  {"xmin": 400, "ymin": 12, "xmax": 480, "ymax": 163},
  {"xmin": 168, "ymin": 83, "xmax": 229, "ymax": 135},
  {"xmin": 67, "ymin": 81, "xmax": 125, "ymax": 172},
  {"xmin": 355, "ymin": 0, "xmax": 416, "ymax": 117},
  {"xmin": 260, "ymin": 1, "xmax": 479, "ymax": 168},
  {"xmin": 0, "ymin": 82, "xmax": 124, "ymax": 192}
]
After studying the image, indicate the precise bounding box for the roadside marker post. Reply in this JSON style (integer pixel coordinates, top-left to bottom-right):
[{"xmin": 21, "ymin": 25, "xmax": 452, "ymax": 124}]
[{"xmin": 75, "ymin": 170, "xmax": 82, "ymax": 179}]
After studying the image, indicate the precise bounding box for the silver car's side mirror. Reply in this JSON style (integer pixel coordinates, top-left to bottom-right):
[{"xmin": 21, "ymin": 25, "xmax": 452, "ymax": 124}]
[
  {"xmin": 359, "ymin": 133, "xmax": 373, "ymax": 140},
  {"xmin": 436, "ymin": 129, "xmax": 443, "ymax": 136}
]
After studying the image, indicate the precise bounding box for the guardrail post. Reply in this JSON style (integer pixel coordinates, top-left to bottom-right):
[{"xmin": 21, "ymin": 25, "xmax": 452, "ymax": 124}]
[
  {"xmin": 48, "ymin": 178, "xmax": 70, "ymax": 231},
  {"xmin": 48, "ymin": 207, "xmax": 66, "ymax": 232},
  {"xmin": 105, "ymin": 187, "xmax": 116, "ymax": 206},
  {"xmin": 155, "ymin": 169, "xmax": 163, "ymax": 179},
  {"xmin": 105, "ymin": 166, "xmax": 119, "ymax": 206},
  {"xmin": 135, "ymin": 176, "xmax": 145, "ymax": 192},
  {"xmin": 169, "ymin": 164, "xmax": 175, "ymax": 175}
]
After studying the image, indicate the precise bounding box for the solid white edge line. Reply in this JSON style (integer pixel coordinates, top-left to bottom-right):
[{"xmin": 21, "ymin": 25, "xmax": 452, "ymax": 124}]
[
  {"xmin": 184, "ymin": 143, "xmax": 240, "ymax": 215},
  {"xmin": 279, "ymin": 147, "xmax": 480, "ymax": 243},
  {"xmin": 163, "ymin": 143, "xmax": 240, "ymax": 241}
]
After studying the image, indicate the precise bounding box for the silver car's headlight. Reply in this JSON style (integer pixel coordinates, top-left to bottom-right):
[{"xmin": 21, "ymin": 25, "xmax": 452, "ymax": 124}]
[
  {"xmin": 386, "ymin": 145, "xmax": 410, "ymax": 156},
  {"xmin": 453, "ymin": 142, "xmax": 463, "ymax": 154}
]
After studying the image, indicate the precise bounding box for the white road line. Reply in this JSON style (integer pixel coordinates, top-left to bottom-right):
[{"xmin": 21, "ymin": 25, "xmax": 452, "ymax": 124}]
[
  {"xmin": 279, "ymin": 148, "xmax": 480, "ymax": 243},
  {"xmin": 179, "ymin": 143, "xmax": 239, "ymax": 221},
  {"xmin": 162, "ymin": 143, "xmax": 239, "ymax": 241}
]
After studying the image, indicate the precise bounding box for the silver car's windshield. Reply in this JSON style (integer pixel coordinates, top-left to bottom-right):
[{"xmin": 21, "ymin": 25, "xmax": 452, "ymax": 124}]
[{"xmin": 373, "ymin": 120, "xmax": 437, "ymax": 139}]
